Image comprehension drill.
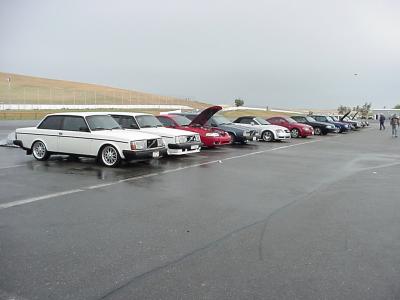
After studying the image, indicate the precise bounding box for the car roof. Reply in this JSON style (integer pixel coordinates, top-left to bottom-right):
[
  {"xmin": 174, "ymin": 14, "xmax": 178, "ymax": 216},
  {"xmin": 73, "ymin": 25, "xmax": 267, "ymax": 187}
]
[
  {"xmin": 236, "ymin": 116, "xmax": 256, "ymax": 119},
  {"xmin": 45, "ymin": 112, "xmax": 114, "ymax": 117},
  {"xmin": 102, "ymin": 112, "xmax": 152, "ymax": 117}
]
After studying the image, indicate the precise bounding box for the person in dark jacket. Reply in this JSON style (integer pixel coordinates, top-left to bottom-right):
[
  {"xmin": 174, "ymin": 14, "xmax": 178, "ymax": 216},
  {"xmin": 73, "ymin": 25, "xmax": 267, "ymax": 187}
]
[{"xmin": 379, "ymin": 114, "xmax": 386, "ymax": 130}]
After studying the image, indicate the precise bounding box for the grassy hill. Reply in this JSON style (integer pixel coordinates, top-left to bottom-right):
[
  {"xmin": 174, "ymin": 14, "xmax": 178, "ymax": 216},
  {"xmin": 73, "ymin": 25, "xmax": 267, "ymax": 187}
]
[{"xmin": 0, "ymin": 72, "xmax": 209, "ymax": 109}]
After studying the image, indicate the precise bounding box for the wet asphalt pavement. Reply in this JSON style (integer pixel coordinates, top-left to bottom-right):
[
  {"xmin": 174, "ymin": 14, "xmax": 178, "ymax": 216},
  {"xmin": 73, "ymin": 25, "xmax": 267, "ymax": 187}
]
[{"xmin": 1, "ymin": 121, "xmax": 400, "ymax": 300}]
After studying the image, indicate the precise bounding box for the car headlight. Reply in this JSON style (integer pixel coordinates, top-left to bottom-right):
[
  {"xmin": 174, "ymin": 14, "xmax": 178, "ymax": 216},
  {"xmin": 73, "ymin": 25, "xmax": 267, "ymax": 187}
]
[
  {"xmin": 243, "ymin": 131, "xmax": 250, "ymax": 136},
  {"xmin": 157, "ymin": 138, "xmax": 164, "ymax": 147},
  {"xmin": 131, "ymin": 140, "xmax": 146, "ymax": 150},
  {"xmin": 205, "ymin": 132, "xmax": 219, "ymax": 137},
  {"xmin": 276, "ymin": 129, "xmax": 283, "ymax": 133},
  {"xmin": 175, "ymin": 135, "xmax": 187, "ymax": 144},
  {"xmin": 326, "ymin": 125, "xmax": 334, "ymax": 129},
  {"xmin": 195, "ymin": 134, "xmax": 201, "ymax": 141}
]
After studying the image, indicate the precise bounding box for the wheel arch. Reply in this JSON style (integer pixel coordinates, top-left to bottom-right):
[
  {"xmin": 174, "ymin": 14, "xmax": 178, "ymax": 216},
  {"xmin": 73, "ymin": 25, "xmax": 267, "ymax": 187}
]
[{"xmin": 97, "ymin": 142, "xmax": 125, "ymax": 159}]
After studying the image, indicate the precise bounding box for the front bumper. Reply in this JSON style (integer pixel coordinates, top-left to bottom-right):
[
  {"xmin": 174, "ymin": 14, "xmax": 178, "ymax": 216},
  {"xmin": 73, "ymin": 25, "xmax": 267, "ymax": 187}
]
[
  {"xmin": 327, "ymin": 127, "xmax": 340, "ymax": 134},
  {"xmin": 122, "ymin": 147, "xmax": 167, "ymax": 160},
  {"xmin": 167, "ymin": 142, "xmax": 203, "ymax": 155},
  {"xmin": 275, "ymin": 133, "xmax": 291, "ymax": 140},
  {"xmin": 201, "ymin": 135, "xmax": 231, "ymax": 147}
]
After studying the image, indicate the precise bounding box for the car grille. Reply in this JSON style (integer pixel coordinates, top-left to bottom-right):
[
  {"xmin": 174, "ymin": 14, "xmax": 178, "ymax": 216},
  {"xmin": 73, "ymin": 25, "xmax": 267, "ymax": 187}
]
[
  {"xmin": 187, "ymin": 135, "xmax": 196, "ymax": 142},
  {"xmin": 147, "ymin": 139, "xmax": 158, "ymax": 149}
]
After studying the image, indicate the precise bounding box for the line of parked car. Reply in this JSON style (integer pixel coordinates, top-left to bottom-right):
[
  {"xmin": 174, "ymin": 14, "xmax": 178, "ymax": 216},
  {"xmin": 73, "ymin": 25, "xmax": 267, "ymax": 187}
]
[{"xmin": 13, "ymin": 107, "xmax": 368, "ymax": 167}]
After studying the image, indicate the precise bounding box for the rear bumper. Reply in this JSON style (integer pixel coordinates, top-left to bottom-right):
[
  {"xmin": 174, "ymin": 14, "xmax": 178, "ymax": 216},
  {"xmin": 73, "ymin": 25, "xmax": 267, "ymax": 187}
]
[
  {"xmin": 122, "ymin": 148, "xmax": 167, "ymax": 160},
  {"xmin": 13, "ymin": 140, "xmax": 31, "ymax": 152}
]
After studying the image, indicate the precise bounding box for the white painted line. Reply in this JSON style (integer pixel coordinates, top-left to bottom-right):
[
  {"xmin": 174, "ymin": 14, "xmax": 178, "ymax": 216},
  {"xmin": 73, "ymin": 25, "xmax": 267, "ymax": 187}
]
[
  {"xmin": 0, "ymin": 139, "xmax": 321, "ymax": 210},
  {"xmin": 0, "ymin": 164, "xmax": 25, "ymax": 170},
  {"xmin": 0, "ymin": 189, "xmax": 84, "ymax": 210}
]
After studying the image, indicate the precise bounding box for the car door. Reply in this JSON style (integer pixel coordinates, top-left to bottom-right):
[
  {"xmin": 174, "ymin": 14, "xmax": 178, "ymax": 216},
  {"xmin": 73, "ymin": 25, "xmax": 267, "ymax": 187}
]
[
  {"xmin": 36, "ymin": 115, "xmax": 63, "ymax": 152},
  {"xmin": 58, "ymin": 116, "xmax": 92, "ymax": 155}
]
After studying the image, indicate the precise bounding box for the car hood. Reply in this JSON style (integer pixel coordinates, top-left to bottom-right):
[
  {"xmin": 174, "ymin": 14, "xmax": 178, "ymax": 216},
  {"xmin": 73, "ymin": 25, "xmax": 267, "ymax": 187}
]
[
  {"xmin": 189, "ymin": 106, "xmax": 222, "ymax": 126},
  {"xmin": 340, "ymin": 111, "xmax": 350, "ymax": 121},
  {"xmin": 218, "ymin": 123, "xmax": 253, "ymax": 132},
  {"xmin": 137, "ymin": 126, "xmax": 197, "ymax": 138},
  {"xmin": 92, "ymin": 129, "xmax": 160, "ymax": 141}
]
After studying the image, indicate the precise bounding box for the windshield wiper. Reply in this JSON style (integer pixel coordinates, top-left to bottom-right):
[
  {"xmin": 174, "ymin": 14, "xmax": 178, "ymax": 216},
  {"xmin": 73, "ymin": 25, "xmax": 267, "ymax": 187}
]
[
  {"xmin": 92, "ymin": 127, "xmax": 106, "ymax": 131},
  {"xmin": 140, "ymin": 125, "xmax": 154, "ymax": 128},
  {"xmin": 111, "ymin": 126, "xmax": 121, "ymax": 130}
]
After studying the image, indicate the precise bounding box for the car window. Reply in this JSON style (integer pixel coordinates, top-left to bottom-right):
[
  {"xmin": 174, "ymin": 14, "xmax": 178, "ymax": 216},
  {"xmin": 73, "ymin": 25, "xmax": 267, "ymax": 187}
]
[
  {"xmin": 157, "ymin": 116, "xmax": 175, "ymax": 127},
  {"xmin": 170, "ymin": 115, "xmax": 191, "ymax": 126},
  {"xmin": 112, "ymin": 115, "xmax": 139, "ymax": 129},
  {"xmin": 239, "ymin": 118, "xmax": 252, "ymax": 124},
  {"xmin": 62, "ymin": 116, "xmax": 89, "ymax": 132},
  {"xmin": 87, "ymin": 115, "xmax": 121, "ymax": 131},
  {"xmin": 315, "ymin": 116, "xmax": 325, "ymax": 122},
  {"xmin": 135, "ymin": 115, "xmax": 163, "ymax": 128},
  {"xmin": 37, "ymin": 115, "xmax": 63, "ymax": 130},
  {"xmin": 254, "ymin": 117, "xmax": 270, "ymax": 125}
]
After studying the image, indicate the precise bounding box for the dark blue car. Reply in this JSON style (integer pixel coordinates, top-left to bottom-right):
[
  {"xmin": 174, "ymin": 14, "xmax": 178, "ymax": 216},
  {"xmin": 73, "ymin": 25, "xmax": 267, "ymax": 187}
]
[{"xmin": 312, "ymin": 115, "xmax": 351, "ymax": 133}]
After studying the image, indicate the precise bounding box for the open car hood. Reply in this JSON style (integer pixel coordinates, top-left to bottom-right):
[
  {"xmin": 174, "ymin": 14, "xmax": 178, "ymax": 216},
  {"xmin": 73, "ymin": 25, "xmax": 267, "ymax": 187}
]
[
  {"xmin": 189, "ymin": 106, "xmax": 222, "ymax": 126},
  {"xmin": 340, "ymin": 111, "xmax": 350, "ymax": 121}
]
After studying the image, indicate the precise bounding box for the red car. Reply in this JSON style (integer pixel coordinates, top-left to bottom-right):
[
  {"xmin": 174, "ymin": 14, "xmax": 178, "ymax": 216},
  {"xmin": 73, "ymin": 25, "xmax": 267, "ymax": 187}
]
[
  {"xmin": 156, "ymin": 110, "xmax": 231, "ymax": 148},
  {"xmin": 267, "ymin": 116, "xmax": 314, "ymax": 138}
]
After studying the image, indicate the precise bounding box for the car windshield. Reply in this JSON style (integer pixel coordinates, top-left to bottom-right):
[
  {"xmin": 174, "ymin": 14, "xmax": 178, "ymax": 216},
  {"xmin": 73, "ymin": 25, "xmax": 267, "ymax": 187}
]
[
  {"xmin": 136, "ymin": 115, "xmax": 164, "ymax": 128},
  {"xmin": 86, "ymin": 115, "xmax": 121, "ymax": 131},
  {"xmin": 255, "ymin": 117, "xmax": 270, "ymax": 125},
  {"xmin": 213, "ymin": 115, "xmax": 232, "ymax": 125},
  {"xmin": 284, "ymin": 117, "xmax": 297, "ymax": 123},
  {"xmin": 172, "ymin": 115, "xmax": 191, "ymax": 126},
  {"xmin": 306, "ymin": 116, "xmax": 316, "ymax": 122},
  {"xmin": 327, "ymin": 116, "xmax": 335, "ymax": 122}
]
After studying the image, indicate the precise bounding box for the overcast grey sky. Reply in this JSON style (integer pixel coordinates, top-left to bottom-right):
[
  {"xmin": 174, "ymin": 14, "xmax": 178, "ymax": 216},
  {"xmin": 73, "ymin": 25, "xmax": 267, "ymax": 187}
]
[{"xmin": 1, "ymin": 0, "xmax": 399, "ymax": 108}]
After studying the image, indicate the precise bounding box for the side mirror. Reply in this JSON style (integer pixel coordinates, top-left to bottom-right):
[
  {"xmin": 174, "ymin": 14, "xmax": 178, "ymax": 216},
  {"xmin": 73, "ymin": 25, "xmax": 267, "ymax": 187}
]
[
  {"xmin": 130, "ymin": 124, "xmax": 139, "ymax": 129},
  {"xmin": 250, "ymin": 122, "xmax": 255, "ymax": 126}
]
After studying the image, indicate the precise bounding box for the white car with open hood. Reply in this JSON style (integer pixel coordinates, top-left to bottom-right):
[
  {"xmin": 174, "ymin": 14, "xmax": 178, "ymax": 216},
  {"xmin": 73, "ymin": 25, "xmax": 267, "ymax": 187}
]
[
  {"xmin": 13, "ymin": 112, "xmax": 167, "ymax": 167},
  {"xmin": 109, "ymin": 112, "xmax": 202, "ymax": 155}
]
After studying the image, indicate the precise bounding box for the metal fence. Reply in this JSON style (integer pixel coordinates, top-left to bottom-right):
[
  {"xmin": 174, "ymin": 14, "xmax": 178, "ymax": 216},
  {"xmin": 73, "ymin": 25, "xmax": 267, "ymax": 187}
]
[{"xmin": 0, "ymin": 85, "xmax": 196, "ymax": 107}]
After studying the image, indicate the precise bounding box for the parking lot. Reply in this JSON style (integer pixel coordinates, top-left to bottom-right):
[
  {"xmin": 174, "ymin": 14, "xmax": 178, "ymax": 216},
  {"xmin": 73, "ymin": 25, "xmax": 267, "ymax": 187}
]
[{"xmin": 1, "ymin": 120, "xmax": 400, "ymax": 299}]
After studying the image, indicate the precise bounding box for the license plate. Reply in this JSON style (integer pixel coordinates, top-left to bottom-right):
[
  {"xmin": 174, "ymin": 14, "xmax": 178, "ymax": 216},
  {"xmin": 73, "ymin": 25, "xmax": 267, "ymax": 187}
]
[
  {"xmin": 252, "ymin": 137, "xmax": 257, "ymax": 141},
  {"xmin": 152, "ymin": 151, "xmax": 160, "ymax": 158},
  {"xmin": 190, "ymin": 145, "xmax": 198, "ymax": 150}
]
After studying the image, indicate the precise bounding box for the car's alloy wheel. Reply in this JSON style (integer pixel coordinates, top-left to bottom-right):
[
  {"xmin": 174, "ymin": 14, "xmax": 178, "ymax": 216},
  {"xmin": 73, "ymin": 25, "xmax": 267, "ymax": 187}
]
[
  {"xmin": 32, "ymin": 141, "xmax": 50, "ymax": 161},
  {"xmin": 314, "ymin": 127, "xmax": 322, "ymax": 135},
  {"xmin": 100, "ymin": 145, "xmax": 121, "ymax": 167},
  {"xmin": 291, "ymin": 128, "xmax": 299, "ymax": 138},
  {"xmin": 262, "ymin": 130, "xmax": 274, "ymax": 142}
]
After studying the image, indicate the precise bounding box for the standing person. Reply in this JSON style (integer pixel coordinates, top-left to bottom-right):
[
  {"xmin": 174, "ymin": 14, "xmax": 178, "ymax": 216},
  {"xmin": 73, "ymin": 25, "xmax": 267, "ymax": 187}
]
[
  {"xmin": 379, "ymin": 114, "xmax": 386, "ymax": 130},
  {"xmin": 390, "ymin": 114, "xmax": 399, "ymax": 137}
]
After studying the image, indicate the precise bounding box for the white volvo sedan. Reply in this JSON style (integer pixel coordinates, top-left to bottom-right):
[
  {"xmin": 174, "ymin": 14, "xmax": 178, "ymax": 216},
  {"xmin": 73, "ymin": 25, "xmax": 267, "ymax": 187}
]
[
  {"xmin": 13, "ymin": 112, "xmax": 167, "ymax": 167},
  {"xmin": 109, "ymin": 112, "xmax": 202, "ymax": 155}
]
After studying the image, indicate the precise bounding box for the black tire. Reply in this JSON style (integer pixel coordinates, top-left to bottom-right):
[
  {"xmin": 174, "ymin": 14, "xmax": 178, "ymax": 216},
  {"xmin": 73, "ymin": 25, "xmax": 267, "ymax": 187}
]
[
  {"xmin": 228, "ymin": 132, "xmax": 236, "ymax": 144},
  {"xmin": 314, "ymin": 127, "xmax": 322, "ymax": 135},
  {"xmin": 262, "ymin": 130, "xmax": 274, "ymax": 142},
  {"xmin": 99, "ymin": 145, "xmax": 121, "ymax": 167},
  {"xmin": 291, "ymin": 128, "xmax": 300, "ymax": 138},
  {"xmin": 32, "ymin": 141, "xmax": 50, "ymax": 161}
]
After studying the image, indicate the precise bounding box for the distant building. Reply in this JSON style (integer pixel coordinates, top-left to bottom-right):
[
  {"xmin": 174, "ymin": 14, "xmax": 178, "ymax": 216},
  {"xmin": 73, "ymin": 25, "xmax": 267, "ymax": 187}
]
[{"xmin": 372, "ymin": 109, "xmax": 400, "ymax": 119}]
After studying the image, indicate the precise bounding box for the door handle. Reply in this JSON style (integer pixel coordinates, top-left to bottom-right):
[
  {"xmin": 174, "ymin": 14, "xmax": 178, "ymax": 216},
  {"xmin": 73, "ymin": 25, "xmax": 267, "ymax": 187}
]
[{"xmin": 59, "ymin": 132, "xmax": 63, "ymax": 136}]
